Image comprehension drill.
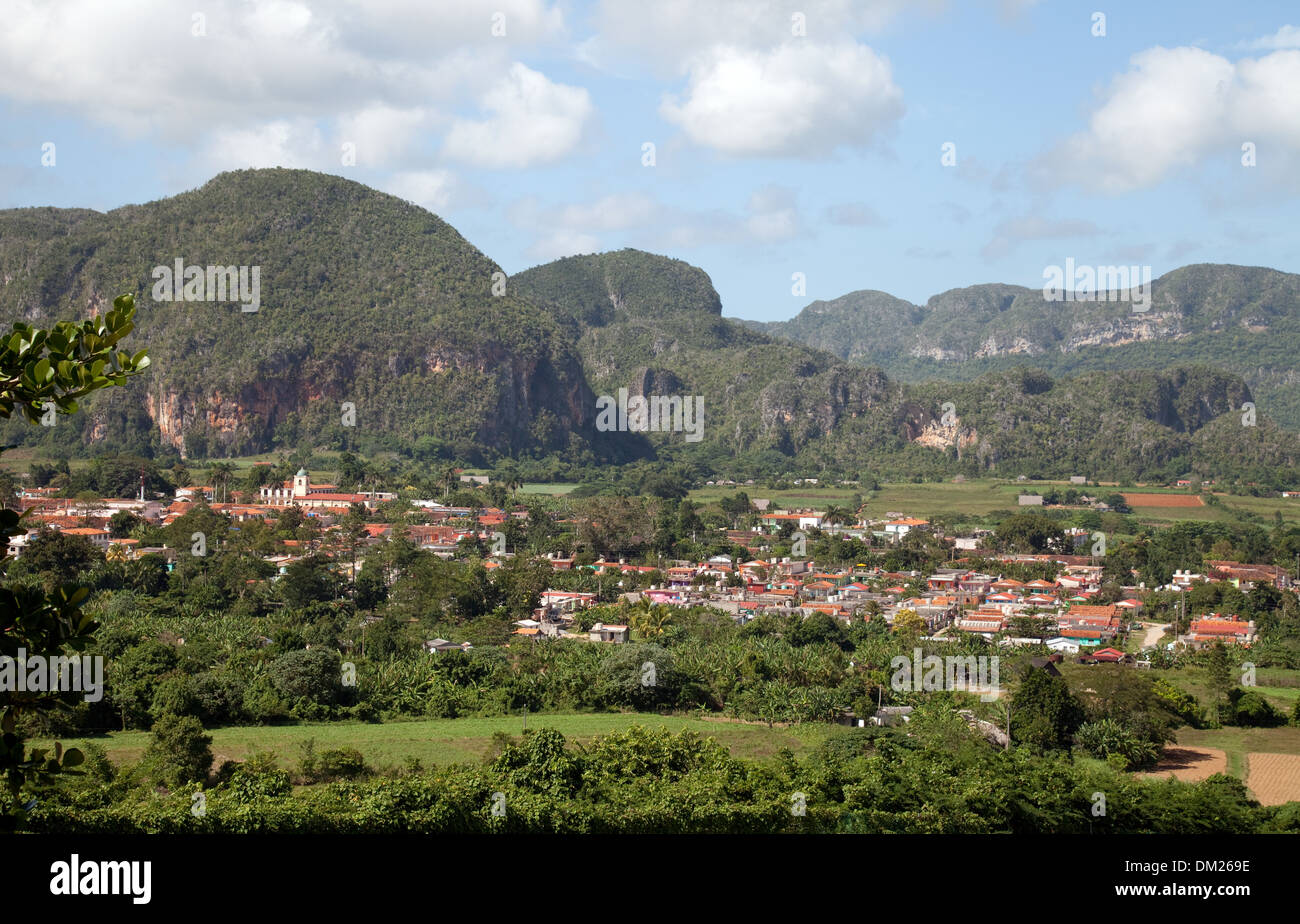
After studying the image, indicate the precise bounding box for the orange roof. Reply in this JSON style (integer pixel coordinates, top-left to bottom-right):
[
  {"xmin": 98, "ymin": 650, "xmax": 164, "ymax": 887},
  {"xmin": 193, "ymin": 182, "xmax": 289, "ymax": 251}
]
[
  {"xmin": 1190, "ymin": 619, "xmax": 1250, "ymax": 635},
  {"xmin": 1066, "ymin": 604, "xmax": 1119, "ymax": 619}
]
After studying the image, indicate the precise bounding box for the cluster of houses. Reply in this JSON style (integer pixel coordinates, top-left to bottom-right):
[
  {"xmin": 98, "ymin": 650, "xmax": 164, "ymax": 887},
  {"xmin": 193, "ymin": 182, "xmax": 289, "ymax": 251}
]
[
  {"xmin": 2, "ymin": 486, "xmax": 1278, "ymax": 654},
  {"xmin": 5, "ymin": 471, "xmax": 514, "ymax": 572}
]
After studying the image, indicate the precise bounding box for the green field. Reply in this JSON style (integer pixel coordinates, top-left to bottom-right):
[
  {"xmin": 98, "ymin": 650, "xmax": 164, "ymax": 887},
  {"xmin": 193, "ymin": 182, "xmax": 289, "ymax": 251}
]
[
  {"xmin": 518, "ymin": 483, "xmax": 580, "ymax": 495},
  {"xmin": 1151, "ymin": 666, "xmax": 1300, "ymax": 716},
  {"xmin": 38, "ymin": 713, "xmax": 834, "ymax": 772},
  {"xmin": 690, "ymin": 478, "xmax": 1300, "ymax": 528}
]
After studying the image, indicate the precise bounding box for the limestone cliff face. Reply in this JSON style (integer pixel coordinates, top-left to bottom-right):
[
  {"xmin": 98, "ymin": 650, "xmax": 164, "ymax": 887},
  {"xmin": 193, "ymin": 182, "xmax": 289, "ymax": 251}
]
[
  {"xmin": 912, "ymin": 420, "xmax": 979, "ymax": 452},
  {"xmin": 135, "ymin": 340, "xmax": 593, "ymax": 458},
  {"xmin": 146, "ymin": 380, "xmax": 306, "ymax": 458},
  {"xmin": 898, "ymin": 402, "xmax": 979, "ymax": 455}
]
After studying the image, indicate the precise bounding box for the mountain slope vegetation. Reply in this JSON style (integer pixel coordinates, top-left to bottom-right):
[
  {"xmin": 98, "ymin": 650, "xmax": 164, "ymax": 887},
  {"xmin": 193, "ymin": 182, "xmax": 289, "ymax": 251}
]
[{"xmin": 1, "ymin": 170, "xmax": 1296, "ymax": 483}]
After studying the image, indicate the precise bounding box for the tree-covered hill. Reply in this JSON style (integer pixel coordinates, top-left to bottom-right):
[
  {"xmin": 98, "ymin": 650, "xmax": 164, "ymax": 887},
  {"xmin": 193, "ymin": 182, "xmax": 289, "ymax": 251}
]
[
  {"xmin": 2, "ymin": 170, "xmax": 1296, "ymax": 483},
  {"xmin": 745, "ymin": 264, "xmax": 1300, "ymax": 429},
  {"xmin": 512, "ymin": 248, "xmax": 905, "ymax": 468},
  {"xmin": 0, "ymin": 169, "xmax": 595, "ymax": 461}
]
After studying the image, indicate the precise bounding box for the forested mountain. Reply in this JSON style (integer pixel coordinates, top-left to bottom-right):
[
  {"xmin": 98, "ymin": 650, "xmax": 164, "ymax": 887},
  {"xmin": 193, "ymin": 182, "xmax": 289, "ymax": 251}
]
[
  {"xmin": 511, "ymin": 250, "xmax": 902, "ymax": 469},
  {"xmin": 745, "ymin": 265, "xmax": 1300, "ymax": 428},
  {"xmin": 0, "ymin": 169, "xmax": 595, "ymax": 462},
  {"xmin": 2, "ymin": 169, "xmax": 1297, "ymax": 482}
]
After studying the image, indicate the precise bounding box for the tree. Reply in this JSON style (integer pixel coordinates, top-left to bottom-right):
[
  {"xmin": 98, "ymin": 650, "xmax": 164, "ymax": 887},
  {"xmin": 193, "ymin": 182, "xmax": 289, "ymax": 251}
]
[
  {"xmin": 891, "ymin": 608, "xmax": 926, "ymax": 645},
  {"xmin": 0, "ymin": 470, "xmax": 16, "ymax": 510},
  {"xmin": 0, "ymin": 293, "xmax": 150, "ymax": 828},
  {"xmin": 143, "ymin": 714, "xmax": 214, "ymax": 787},
  {"xmin": 171, "ymin": 462, "xmax": 192, "ymax": 489},
  {"xmin": 108, "ymin": 510, "xmax": 142, "ymax": 538},
  {"xmin": 1009, "ymin": 666, "xmax": 1085, "ymax": 751},
  {"xmin": 207, "ymin": 461, "xmax": 236, "ymax": 503},
  {"xmin": 9, "ymin": 528, "xmax": 103, "ymax": 585},
  {"xmin": 629, "ymin": 600, "xmax": 674, "ymax": 639},
  {"xmin": 267, "ymin": 647, "xmax": 343, "ymax": 708},
  {"xmin": 1231, "ymin": 690, "xmax": 1282, "ymax": 728},
  {"xmin": 280, "ymin": 554, "xmax": 343, "ymax": 608},
  {"xmin": 995, "ymin": 513, "xmax": 1068, "ymax": 554},
  {"xmin": 1205, "ymin": 641, "xmax": 1234, "ymax": 726}
]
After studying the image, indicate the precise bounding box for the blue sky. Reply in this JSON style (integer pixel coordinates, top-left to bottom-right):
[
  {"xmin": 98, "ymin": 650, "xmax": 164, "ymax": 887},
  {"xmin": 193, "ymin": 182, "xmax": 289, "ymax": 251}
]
[{"xmin": 2, "ymin": 0, "xmax": 1299, "ymax": 320}]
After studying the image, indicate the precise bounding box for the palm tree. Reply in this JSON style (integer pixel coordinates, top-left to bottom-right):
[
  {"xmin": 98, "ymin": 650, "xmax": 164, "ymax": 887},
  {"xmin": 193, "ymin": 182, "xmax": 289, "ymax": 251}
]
[
  {"xmin": 208, "ymin": 461, "xmax": 236, "ymax": 504},
  {"xmin": 629, "ymin": 602, "xmax": 673, "ymax": 638}
]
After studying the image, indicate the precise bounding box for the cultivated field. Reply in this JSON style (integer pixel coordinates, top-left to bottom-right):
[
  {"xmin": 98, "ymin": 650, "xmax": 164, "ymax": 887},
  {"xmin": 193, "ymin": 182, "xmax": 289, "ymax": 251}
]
[
  {"xmin": 1175, "ymin": 725, "xmax": 1300, "ymax": 781},
  {"xmin": 690, "ymin": 478, "xmax": 1300, "ymax": 527},
  {"xmin": 1122, "ymin": 493, "xmax": 1205, "ymax": 507},
  {"xmin": 1244, "ymin": 752, "xmax": 1300, "ymax": 805},
  {"xmin": 1141, "ymin": 746, "xmax": 1227, "ymax": 782}
]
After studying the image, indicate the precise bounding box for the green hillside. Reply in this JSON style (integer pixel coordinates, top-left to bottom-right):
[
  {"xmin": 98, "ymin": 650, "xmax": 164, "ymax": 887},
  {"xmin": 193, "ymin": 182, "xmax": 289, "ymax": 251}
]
[
  {"xmin": 3, "ymin": 170, "xmax": 1297, "ymax": 483},
  {"xmin": 0, "ymin": 169, "xmax": 596, "ymax": 462}
]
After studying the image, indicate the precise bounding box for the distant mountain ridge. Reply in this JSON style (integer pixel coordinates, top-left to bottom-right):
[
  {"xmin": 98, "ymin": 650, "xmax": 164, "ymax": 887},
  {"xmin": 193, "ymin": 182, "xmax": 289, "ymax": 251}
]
[{"xmin": 743, "ymin": 264, "xmax": 1300, "ymax": 428}]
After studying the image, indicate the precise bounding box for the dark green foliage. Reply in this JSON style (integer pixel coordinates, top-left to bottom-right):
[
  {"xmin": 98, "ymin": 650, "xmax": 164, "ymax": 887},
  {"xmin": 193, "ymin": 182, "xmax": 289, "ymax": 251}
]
[
  {"xmin": 1230, "ymin": 690, "xmax": 1283, "ymax": 727},
  {"xmin": 7, "ymin": 528, "xmax": 103, "ymax": 585},
  {"xmin": 1, "ymin": 169, "xmax": 592, "ymax": 460},
  {"xmin": 1011, "ymin": 667, "xmax": 1086, "ymax": 751},
  {"xmin": 3, "ymin": 174, "xmax": 1295, "ymax": 481},
  {"xmin": 143, "ymin": 714, "xmax": 213, "ymax": 787},
  {"xmin": 22, "ymin": 722, "xmax": 1293, "ymax": 834}
]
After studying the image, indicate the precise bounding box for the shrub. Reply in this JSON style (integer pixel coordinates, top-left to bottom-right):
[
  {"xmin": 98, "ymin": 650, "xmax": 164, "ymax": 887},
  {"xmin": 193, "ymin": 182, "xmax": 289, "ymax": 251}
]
[
  {"xmin": 1074, "ymin": 718, "xmax": 1160, "ymax": 770},
  {"xmin": 229, "ymin": 753, "xmax": 293, "ymax": 801},
  {"xmin": 143, "ymin": 715, "xmax": 213, "ymax": 788},
  {"xmin": 316, "ymin": 747, "xmax": 369, "ymax": 781},
  {"xmin": 1231, "ymin": 691, "xmax": 1282, "ymax": 728}
]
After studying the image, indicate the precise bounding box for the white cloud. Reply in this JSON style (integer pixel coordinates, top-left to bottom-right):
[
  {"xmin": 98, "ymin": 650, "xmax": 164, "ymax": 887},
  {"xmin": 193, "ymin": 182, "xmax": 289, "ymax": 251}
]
[
  {"xmin": 1040, "ymin": 45, "xmax": 1300, "ymax": 193},
  {"xmin": 527, "ymin": 230, "xmax": 601, "ymax": 261},
  {"xmin": 509, "ymin": 193, "xmax": 660, "ymax": 244},
  {"xmin": 0, "ymin": 0, "xmax": 578, "ymax": 170},
  {"xmin": 336, "ymin": 105, "xmax": 434, "ymax": 166},
  {"xmin": 981, "ymin": 215, "xmax": 1102, "ymax": 260},
  {"xmin": 1238, "ymin": 24, "xmax": 1300, "ymax": 51},
  {"xmin": 1233, "ymin": 51, "xmax": 1300, "ymax": 148},
  {"xmin": 824, "ymin": 202, "xmax": 885, "ymax": 226},
  {"xmin": 442, "ymin": 63, "xmax": 594, "ymax": 168},
  {"xmin": 203, "ymin": 120, "xmax": 328, "ymax": 170},
  {"xmin": 585, "ymin": 0, "xmax": 925, "ymax": 75},
  {"xmin": 660, "ymin": 40, "xmax": 903, "ymax": 157},
  {"xmin": 744, "ymin": 186, "xmax": 801, "ymax": 241},
  {"xmin": 553, "ymin": 194, "xmax": 661, "ymax": 231},
  {"xmin": 384, "ymin": 169, "xmax": 460, "ymax": 212},
  {"xmin": 510, "ymin": 185, "xmax": 808, "ymax": 257}
]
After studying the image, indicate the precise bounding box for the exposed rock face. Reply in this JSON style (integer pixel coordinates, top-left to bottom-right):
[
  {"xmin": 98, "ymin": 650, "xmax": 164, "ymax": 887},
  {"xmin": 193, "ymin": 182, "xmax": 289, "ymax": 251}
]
[{"xmin": 912, "ymin": 421, "xmax": 979, "ymax": 452}]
